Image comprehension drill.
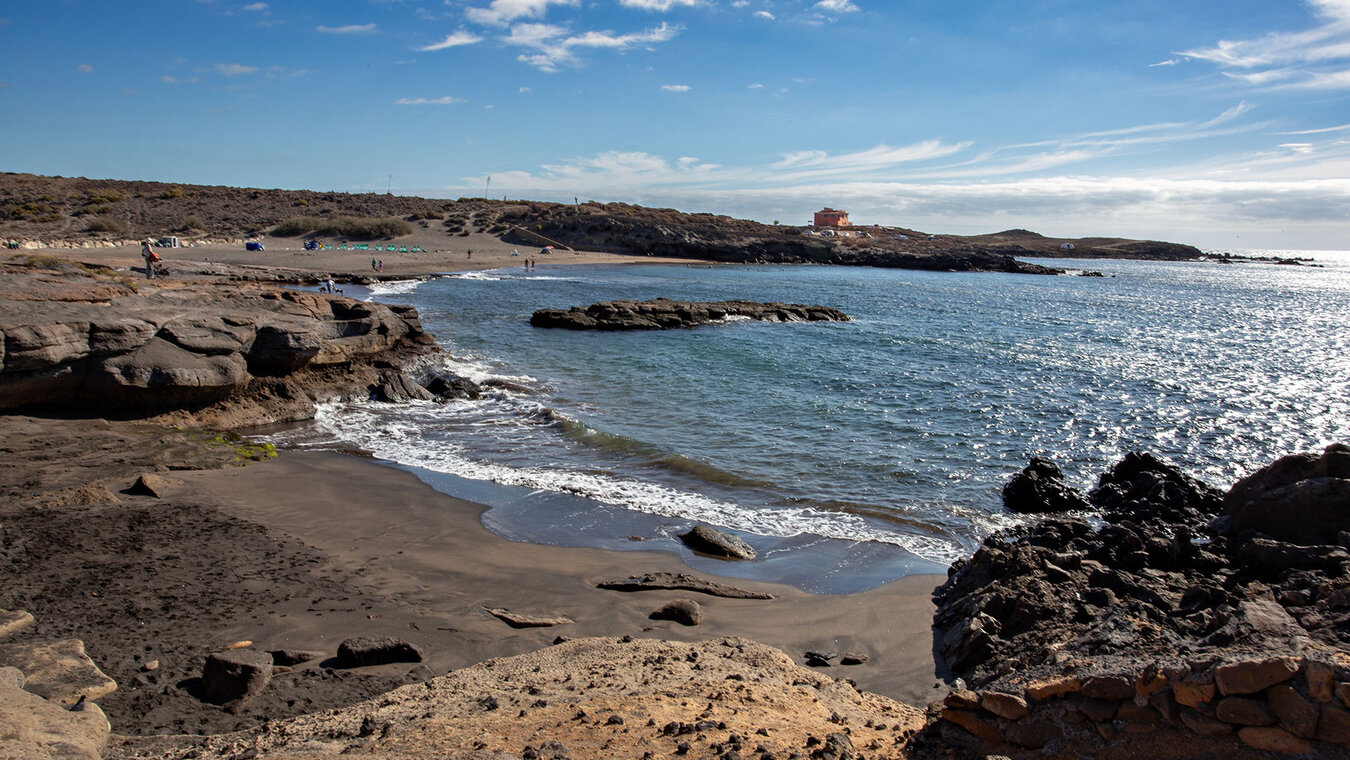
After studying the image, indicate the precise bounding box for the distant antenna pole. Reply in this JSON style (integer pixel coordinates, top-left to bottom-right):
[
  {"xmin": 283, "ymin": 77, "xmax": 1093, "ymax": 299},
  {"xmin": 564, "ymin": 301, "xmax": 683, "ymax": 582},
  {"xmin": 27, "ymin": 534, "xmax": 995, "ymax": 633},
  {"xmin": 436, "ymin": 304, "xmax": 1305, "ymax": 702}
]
[
  {"xmin": 386, "ymin": 175, "xmax": 392, "ymax": 195},
  {"xmin": 485, "ymin": 175, "xmax": 492, "ymax": 198}
]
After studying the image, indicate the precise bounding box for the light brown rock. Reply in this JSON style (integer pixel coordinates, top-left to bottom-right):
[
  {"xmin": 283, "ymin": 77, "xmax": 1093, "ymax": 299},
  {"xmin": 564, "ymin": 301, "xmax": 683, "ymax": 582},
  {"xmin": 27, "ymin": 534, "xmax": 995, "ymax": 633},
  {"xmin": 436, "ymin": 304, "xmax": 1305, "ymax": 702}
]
[
  {"xmin": 0, "ymin": 639, "xmax": 116, "ymax": 706},
  {"xmin": 1173, "ymin": 671, "xmax": 1217, "ymax": 707},
  {"xmin": 942, "ymin": 707, "xmax": 1004, "ymax": 742},
  {"xmin": 0, "ymin": 676, "xmax": 110, "ymax": 760},
  {"xmin": 1237, "ymin": 726, "xmax": 1312, "ymax": 754},
  {"xmin": 1025, "ymin": 675, "xmax": 1081, "ymax": 701},
  {"xmin": 1268, "ymin": 684, "xmax": 1319, "ymax": 738},
  {"xmin": 943, "ymin": 689, "xmax": 981, "ymax": 710},
  {"xmin": 126, "ymin": 472, "xmax": 181, "ymax": 498},
  {"xmin": 1135, "ymin": 668, "xmax": 1169, "ymax": 701},
  {"xmin": 980, "ymin": 691, "xmax": 1029, "ymax": 720},
  {"xmin": 0, "ymin": 609, "xmax": 35, "ymax": 640},
  {"xmin": 1215, "ymin": 657, "xmax": 1299, "ymax": 695},
  {"xmin": 484, "ymin": 607, "xmax": 575, "ymax": 628},
  {"xmin": 1304, "ymin": 660, "xmax": 1336, "ymax": 703}
]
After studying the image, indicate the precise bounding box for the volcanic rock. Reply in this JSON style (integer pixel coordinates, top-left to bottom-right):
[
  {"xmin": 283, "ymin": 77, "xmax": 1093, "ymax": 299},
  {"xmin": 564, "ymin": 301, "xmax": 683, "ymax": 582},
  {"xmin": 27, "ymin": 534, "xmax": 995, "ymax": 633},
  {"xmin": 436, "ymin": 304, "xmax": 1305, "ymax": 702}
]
[
  {"xmin": 335, "ymin": 636, "xmax": 425, "ymax": 668},
  {"xmin": 200, "ymin": 649, "xmax": 273, "ymax": 705},
  {"xmin": 679, "ymin": 525, "xmax": 757, "ymax": 560},
  {"xmin": 1002, "ymin": 458, "xmax": 1089, "ymax": 513},
  {"xmin": 648, "ymin": 599, "xmax": 702, "ymax": 626},
  {"xmin": 530, "ymin": 299, "xmax": 849, "ymax": 331}
]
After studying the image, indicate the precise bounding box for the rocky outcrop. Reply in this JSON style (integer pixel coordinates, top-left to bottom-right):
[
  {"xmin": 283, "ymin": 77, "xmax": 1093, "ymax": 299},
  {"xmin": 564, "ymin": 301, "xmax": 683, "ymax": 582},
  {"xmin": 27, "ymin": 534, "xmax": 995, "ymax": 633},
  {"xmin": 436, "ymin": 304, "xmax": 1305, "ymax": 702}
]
[
  {"xmin": 679, "ymin": 525, "xmax": 758, "ymax": 560},
  {"xmin": 596, "ymin": 572, "xmax": 775, "ymax": 599},
  {"xmin": 931, "ymin": 446, "xmax": 1350, "ymax": 758},
  {"xmin": 1002, "ymin": 458, "xmax": 1089, "ymax": 514},
  {"xmin": 0, "ymin": 263, "xmax": 433, "ymax": 423},
  {"xmin": 531, "ymin": 298, "xmax": 850, "ymax": 331}
]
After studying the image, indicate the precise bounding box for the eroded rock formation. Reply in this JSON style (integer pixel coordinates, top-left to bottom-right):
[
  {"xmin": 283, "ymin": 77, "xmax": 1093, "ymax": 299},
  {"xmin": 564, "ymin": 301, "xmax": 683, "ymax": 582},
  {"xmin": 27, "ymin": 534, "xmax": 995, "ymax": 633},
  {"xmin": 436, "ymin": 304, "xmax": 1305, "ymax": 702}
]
[{"xmin": 531, "ymin": 298, "xmax": 850, "ymax": 331}]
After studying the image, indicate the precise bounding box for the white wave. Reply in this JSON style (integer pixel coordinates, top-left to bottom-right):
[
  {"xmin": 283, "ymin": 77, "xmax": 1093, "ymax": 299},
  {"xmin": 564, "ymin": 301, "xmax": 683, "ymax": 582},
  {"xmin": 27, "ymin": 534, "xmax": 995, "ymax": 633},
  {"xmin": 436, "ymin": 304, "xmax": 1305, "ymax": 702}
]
[
  {"xmin": 365, "ymin": 278, "xmax": 427, "ymax": 299},
  {"xmin": 311, "ymin": 400, "xmax": 964, "ymax": 565},
  {"xmin": 446, "ymin": 271, "xmax": 507, "ymax": 281}
]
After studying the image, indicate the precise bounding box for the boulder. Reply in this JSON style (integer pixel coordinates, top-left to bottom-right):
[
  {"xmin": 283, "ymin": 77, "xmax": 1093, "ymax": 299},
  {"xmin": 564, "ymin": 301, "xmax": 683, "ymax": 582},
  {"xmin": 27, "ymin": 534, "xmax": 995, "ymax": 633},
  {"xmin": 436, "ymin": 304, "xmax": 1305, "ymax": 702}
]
[
  {"xmin": 1224, "ymin": 444, "xmax": 1350, "ymax": 544},
  {"xmin": 426, "ymin": 375, "xmax": 483, "ymax": 400},
  {"xmin": 648, "ymin": 599, "xmax": 702, "ymax": 626},
  {"xmin": 0, "ymin": 639, "xmax": 116, "ymax": 706},
  {"xmin": 125, "ymin": 473, "xmax": 181, "ymax": 498},
  {"xmin": 0, "ymin": 674, "xmax": 111, "ymax": 760},
  {"xmin": 335, "ymin": 636, "xmax": 425, "ymax": 668},
  {"xmin": 1002, "ymin": 458, "xmax": 1088, "ymax": 513},
  {"xmin": 1215, "ymin": 658, "xmax": 1299, "ymax": 695},
  {"xmin": 484, "ymin": 607, "xmax": 575, "ymax": 628},
  {"xmin": 200, "ymin": 649, "xmax": 273, "ymax": 705},
  {"xmin": 375, "ymin": 369, "xmax": 435, "ymax": 402},
  {"xmin": 268, "ymin": 649, "xmax": 325, "ymax": 667},
  {"xmin": 679, "ymin": 525, "xmax": 756, "ymax": 560}
]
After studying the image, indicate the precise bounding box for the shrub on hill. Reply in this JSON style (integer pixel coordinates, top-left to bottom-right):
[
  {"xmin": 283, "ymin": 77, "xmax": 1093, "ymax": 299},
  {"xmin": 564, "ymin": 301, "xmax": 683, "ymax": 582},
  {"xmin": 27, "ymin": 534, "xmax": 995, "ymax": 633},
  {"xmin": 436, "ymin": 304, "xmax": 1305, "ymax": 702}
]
[
  {"xmin": 271, "ymin": 215, "xmax": 413, "ymax": 240},
  {"xmin": 84, "ymin": 216, "xmax": 124, "ymax": 233}
]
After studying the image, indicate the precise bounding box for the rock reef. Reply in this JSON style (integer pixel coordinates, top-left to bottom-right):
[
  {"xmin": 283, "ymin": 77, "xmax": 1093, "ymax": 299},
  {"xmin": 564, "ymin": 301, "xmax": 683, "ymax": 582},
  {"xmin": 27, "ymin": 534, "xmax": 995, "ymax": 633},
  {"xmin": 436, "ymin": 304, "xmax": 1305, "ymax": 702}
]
[
  {"xmin": 929, "ymin": 446, "xmax": 1350, "ymax": 758},
  {"xmin": 530, "ymin": 298, "xmax": 850, "ymax": 331}
]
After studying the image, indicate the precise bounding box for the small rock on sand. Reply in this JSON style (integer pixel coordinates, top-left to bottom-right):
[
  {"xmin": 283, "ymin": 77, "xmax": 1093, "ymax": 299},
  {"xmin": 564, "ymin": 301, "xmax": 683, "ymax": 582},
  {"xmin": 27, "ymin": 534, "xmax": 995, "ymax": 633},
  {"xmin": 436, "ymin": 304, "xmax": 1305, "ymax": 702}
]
[{"xmin": 649, "ymin": 599, "xmax": 702, "ymax": 626}]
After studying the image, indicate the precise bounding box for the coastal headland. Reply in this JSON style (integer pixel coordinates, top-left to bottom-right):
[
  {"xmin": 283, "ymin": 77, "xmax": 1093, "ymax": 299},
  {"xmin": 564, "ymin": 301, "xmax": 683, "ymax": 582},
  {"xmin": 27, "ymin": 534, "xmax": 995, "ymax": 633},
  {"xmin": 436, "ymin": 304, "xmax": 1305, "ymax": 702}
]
[{"xmin": 1, "ymin": 180, "xmax": 1347, "ymax": 760}]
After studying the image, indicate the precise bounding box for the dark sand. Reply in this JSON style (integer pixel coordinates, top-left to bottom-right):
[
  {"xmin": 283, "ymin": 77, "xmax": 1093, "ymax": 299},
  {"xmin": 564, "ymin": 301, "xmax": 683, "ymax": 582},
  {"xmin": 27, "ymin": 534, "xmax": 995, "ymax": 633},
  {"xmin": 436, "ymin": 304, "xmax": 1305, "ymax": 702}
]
[{"xmin": 0, "ymin": 416, "xmax": 943, "ymax": 737}]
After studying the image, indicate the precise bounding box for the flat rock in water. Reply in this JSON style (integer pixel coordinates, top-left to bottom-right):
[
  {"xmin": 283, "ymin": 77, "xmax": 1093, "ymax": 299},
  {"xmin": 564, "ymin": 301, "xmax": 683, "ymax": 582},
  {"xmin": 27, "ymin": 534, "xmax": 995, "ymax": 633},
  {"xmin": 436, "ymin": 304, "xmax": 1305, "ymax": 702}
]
[
  {"xmin": 597, "ymin": 572, "xmax": 774, "ymax": 599},
  {"xmin": 530, "ymin": 298, "xmax": 850, "ymax": 331},
  {"xmin": 484, "ymin": 607, "xmax": 575, "ymax": 628},
  {"xmin": 336, "ymin": 636, "xmax": 425, "ymax": 668},
  {"xmin": 680, "ymin": 525, "xmax": 757, "ymax": 560}
]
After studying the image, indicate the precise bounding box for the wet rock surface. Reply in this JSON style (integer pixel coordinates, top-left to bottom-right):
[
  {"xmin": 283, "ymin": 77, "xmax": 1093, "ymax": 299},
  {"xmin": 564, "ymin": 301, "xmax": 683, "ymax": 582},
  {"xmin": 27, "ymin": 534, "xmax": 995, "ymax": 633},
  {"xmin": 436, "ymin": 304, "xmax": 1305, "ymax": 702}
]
[
  {"xmin": 530, "ymin": 299, "xmax": 850, "ymax": 331},
  {"xmin": 928, "ymin": 445, "xmax": 1350, "ymax": 758}
]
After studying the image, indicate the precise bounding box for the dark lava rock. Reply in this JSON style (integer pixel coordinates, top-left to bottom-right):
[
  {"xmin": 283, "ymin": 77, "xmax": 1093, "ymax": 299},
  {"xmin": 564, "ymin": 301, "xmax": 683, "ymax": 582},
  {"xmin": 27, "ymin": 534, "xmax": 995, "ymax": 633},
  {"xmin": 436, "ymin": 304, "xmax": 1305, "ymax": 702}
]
[
  {"xmin": 200, "ymin": 649, "xmax": 273, "ymax": 705},
  {"xmin": 426, "ymin": 374, "xmax": 483, "ymax": 400},
  {"xmin": 1223, "ymin": 443, "xmax": 1350, "ymax": 544},
  {"xmin": 335, "ymin": 636, "xmax": 425, "ymax": 668},
  {"xmin": 649, "ymin": 599, "xmax": 702, "ymax": 626},
  {"xmin": 375, "ymin": 369, "xmax": 434, "ymax": 402},
  {"xmin": 268, "ymin": 649, "xmax": 324, "ymax": 667},
  {"xmin": 530, "ymin": 299, "xmax": 849, "ymax": 331},
  {"xmin": 934, "ymin": 446, "xmax": 1350, "ymax": 691},
  {"xmin": 1002, "ymin": 458, "xmax": 1089, "ymax": 513},
  {"xmin": 680, "ymin": 525, "xmax": 757, "ymax": 560}
]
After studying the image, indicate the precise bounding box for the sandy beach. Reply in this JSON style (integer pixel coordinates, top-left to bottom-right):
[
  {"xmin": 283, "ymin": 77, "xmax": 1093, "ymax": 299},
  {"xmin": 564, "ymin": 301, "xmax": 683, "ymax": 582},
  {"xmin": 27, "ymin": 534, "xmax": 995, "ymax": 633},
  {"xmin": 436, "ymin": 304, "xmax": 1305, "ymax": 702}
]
[{"xmin": 0, "ymin": 296, "xmax": 943, "ymax": 740}]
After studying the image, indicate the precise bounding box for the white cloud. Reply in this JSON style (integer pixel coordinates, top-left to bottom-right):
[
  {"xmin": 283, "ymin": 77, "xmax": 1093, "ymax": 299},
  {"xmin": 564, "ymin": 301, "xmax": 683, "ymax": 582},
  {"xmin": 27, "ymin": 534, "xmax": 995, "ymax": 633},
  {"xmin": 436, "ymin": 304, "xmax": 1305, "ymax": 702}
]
[
  {"xmin": 662, "ymin": 84, "xmax": 690, "ymax": 91},
  {"xmin": 1280, "ymin": 122, "xmax": 1350, "ymax": 134},
  {"xmin": 77, "ymin": 64, "xmax": 94, "ymax": 73},
  {"xmin": 1149, "ymin": 58, "xmax": 1182, "ymax": 67},
  {"xmin": 620, "ymin": 0, "xmax": 699, "ymax": 10},
  {"xmin": 317, "ymin": 24, "xmax": 377, "ymax": 34},
  {"xmin": 505, "ymin": 21, "xmax": 680, "ymax": 71},
  {"xmin": 748, "ymin": 82, "xmax": 764, "ymax": 89},
  {"xmin": 814, "ymin": 0, "xmax": 859, "ymax": 12},
  {"xmin": 214, "ymin": 63, "xmax": 258, "ymax": 76},
  {"xmin": 244, "ymin": 3, "xmax": 268, "ymax": 11},
  {"xmin": 1180, "ymin": 0, "xmax": 1350, "ymax": 90},
  {"xmin": 466, "ymin": 0, "xmax": 578, "ymax": 27},
  {"xmin": 420, "ymin": 30, "xmax": 483, "ymax": 50},
  {"xmin": 396, "ymin": 96, "xmax": 464, "ymax": 105},
  {"xmin": 754, "ymin": 11, "xmax": 775, "ymax": 20},
  {"xmin": 161, "ymin": 75, "xmax": 199, "ymax": 84}
]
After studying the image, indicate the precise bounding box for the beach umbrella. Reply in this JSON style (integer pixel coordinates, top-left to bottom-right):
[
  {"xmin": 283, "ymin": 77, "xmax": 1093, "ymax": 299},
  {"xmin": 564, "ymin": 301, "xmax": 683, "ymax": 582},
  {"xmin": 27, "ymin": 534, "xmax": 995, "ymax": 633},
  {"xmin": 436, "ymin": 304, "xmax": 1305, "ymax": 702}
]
[{"xmin": 540, "ymin": 246, "xmax": 554, "ymax": 254}]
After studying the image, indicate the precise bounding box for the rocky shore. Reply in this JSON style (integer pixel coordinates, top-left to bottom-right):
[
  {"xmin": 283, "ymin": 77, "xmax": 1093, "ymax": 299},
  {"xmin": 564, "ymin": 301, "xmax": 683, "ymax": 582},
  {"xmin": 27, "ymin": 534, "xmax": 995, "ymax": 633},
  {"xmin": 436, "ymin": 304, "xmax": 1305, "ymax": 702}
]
[
  {"xmin": 529, "ymin": 299, "xmax": 850, "ymax": 331},
  {"xmin": 927, "ymin": 448, "xmax": 1350, "ymax": 758}
]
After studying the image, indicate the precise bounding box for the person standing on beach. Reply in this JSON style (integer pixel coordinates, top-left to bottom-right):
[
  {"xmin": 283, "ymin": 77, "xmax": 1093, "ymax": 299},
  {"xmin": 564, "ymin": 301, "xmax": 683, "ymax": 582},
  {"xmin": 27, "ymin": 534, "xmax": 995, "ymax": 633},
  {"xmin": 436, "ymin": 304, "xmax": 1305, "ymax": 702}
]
[
  {"xmin": 142, "ymin": 239, "xmax": 157, "ymax": 279},
  {"xmin": 371, "ymin": 258, "xmax": 378, "ymax": 272}
]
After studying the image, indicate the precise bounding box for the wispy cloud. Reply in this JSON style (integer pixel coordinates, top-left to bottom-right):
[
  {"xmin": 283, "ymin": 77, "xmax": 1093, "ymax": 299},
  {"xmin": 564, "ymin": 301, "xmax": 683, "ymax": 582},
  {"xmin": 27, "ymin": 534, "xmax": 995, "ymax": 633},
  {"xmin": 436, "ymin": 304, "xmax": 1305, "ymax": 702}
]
[
  {"xmin": 317, "ymin": 23, "xmax": 377, "ymax": 34},
  {"xmin": 1149, "ymin": 58, "xmax": 1183, "ymax": 67},
  {"xmin": 466, "ymin": 0, "xmax": 579, "ymax": 28},
  {"xmin": 77, "ymin": 64, "xmax": 94, "ymax": 73},
  {"xmin": 754, "ymin": 11, "xmax": 775, "ymax": 20},
  {"xmin": 814, "ymin": 0, "xmax": 859, "ymax": 13},
  {"xmin": 620, "ymin": 0, "xmax": 699, "ymax": 10},
  {"xmin": 396, "ymin": 96, "xmax": 464, "ymax": 105},
  {"xmin": 662, "ymin": 84, "xmax": 690, "ymax": 92},
  {"xmin": 507, "ymin": 21, "xmax": 680, "ymax": 71},
  {"xmin": 1279, "ymin": 122, "xmax": 1350, "ymax": 134},
  {"xmin": 420, "ymin": 31, "xmax": 483, "ymax": 50},
  {"xmin": 243, "ymin": 3, "xmax": 268, "ymax": 11},
  {"xmin": 1180, "ymin": 0, "xmax": 1350, "ymax": 90},
  {"xmin": 214, "ymin": 63, "xmax": 258, "ymax": 76}
]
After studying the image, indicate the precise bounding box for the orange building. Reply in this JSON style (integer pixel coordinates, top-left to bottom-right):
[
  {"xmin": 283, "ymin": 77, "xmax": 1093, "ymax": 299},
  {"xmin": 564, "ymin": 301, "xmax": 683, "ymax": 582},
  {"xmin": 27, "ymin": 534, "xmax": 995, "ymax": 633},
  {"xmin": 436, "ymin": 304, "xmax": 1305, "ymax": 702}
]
[{"xmin": 813, "ymin": 208, "xmax": 850, "ymax": 227}]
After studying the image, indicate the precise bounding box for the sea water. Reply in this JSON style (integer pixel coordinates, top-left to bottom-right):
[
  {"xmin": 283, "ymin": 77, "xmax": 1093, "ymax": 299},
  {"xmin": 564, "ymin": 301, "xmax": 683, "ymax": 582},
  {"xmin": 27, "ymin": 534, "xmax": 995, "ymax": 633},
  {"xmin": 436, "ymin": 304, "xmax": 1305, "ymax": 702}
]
[{"xmin": 278, "ymin": 251, "xmax": 1350, "ymax": 592}]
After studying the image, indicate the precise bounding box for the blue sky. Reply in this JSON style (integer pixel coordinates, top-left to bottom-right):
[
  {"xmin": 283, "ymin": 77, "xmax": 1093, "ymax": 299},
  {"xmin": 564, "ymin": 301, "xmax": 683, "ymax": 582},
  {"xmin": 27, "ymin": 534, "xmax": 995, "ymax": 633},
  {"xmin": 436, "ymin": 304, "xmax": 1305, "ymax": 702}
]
[{"xmin": 2, "ymin": 1, "xmax": 1348, "ymax": 249}]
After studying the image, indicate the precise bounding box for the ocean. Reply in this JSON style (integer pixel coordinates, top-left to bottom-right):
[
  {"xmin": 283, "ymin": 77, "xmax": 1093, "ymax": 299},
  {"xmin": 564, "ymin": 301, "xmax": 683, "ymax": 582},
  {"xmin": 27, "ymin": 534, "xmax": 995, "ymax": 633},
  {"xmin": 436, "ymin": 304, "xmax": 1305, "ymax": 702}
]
[{"xmin": 276, "ymin": 250, "xmax": 1350, "ymax": 593}]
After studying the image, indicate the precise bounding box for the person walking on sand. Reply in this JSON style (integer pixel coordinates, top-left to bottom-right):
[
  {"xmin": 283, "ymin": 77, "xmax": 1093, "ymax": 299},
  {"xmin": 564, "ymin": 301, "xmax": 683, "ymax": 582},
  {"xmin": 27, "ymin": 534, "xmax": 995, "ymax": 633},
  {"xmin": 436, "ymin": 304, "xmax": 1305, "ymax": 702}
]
[{"xmin": 371, "ymin": 258, "xmax": 378, "ymax": 272}]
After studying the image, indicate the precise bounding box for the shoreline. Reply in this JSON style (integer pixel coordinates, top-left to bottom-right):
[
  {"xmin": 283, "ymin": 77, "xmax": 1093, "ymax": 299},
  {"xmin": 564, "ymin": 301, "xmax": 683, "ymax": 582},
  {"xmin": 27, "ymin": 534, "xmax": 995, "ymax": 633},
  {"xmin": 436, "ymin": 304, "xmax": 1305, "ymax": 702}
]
[{"xmin": 0, "ymin": 414, "xmax": 944, "ymax": 739}]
